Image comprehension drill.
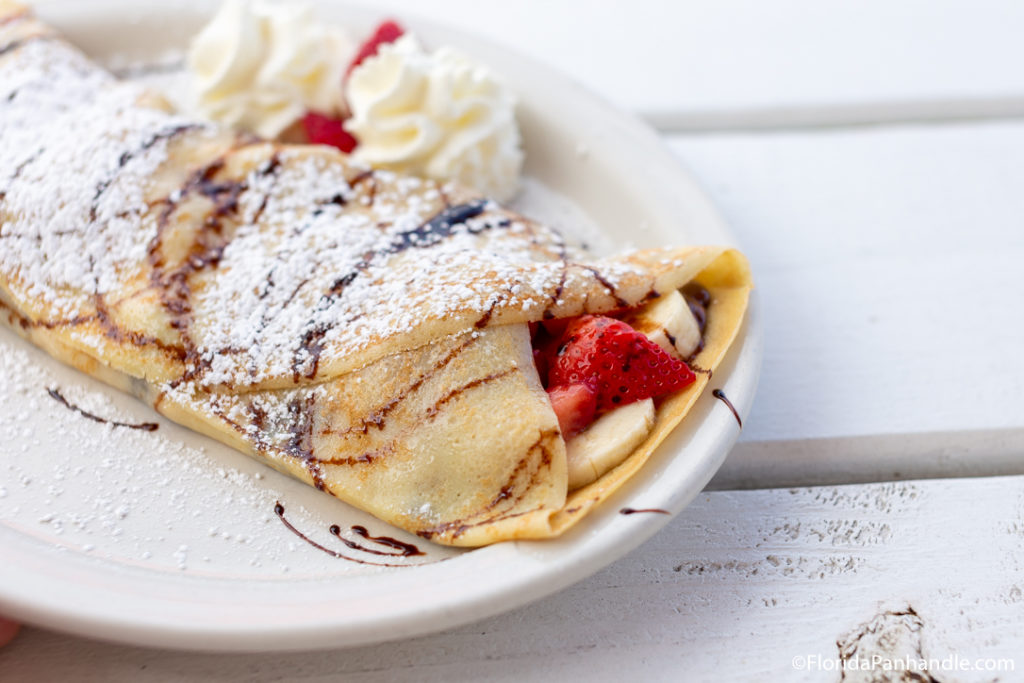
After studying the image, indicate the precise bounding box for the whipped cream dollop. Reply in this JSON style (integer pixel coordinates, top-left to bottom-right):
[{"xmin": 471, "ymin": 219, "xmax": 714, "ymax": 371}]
[
  {"xmin": 346, "ymin": 35, "xmax": 524, "ymax": 201},
  {"xmin": 187, "ymin": 0, "xmax": 352, "ymax": 138}
]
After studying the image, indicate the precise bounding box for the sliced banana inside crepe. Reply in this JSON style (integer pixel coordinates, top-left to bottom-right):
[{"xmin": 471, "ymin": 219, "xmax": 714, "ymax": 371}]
[
  {"xmin": 622, "ymin": 289, "xmax": 704, "ymax": 359},
  {"xmin": 0, "ymin": 3, "xmax": 752, "ymax": 546}
]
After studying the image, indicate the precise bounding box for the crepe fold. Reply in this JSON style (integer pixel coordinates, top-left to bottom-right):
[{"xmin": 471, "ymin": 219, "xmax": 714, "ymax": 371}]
[{"xmin": 1, "ymin": 4, "xmax": 751, "ymax": 546}]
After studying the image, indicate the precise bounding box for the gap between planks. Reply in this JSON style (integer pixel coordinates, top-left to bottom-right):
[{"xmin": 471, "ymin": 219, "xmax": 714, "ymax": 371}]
[
  {"xmin": 645, "ymin": 96, "xmax": 1024, "ymax": 133},
  {"xmin": 709, "ymin": 427, "xmax": 1024, "ymax": 491}
]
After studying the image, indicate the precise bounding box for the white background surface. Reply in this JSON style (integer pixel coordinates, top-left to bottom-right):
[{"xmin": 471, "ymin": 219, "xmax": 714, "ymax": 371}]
[{"xmin": 3, "ymin": 0, "xmax": 1024, "ymax": 681}]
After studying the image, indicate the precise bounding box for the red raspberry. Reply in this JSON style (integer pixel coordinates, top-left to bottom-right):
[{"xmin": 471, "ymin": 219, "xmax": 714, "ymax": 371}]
[
  {"xmin": 301, "ymin": 112, "xmax": 358, "ymax": 153},
  {"xmin": 548, "ymin": 315, "xmax": 696, "ymax": 412},
  {"xmin": 347, "ymin": 20, "xmax": 405, "ymax": 76}
]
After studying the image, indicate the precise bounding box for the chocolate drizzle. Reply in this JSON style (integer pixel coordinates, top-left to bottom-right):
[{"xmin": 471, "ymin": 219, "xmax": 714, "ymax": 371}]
[
  {"xmin": 473, "ymin": 295, "xmax": 503, "ymax": 329},
  {"xmin": 585, "ymin": 266, "xmax": 629, "ymax": 307},
  {"xmin": 46, "ymin": 387, "xmax": 159, "ymax": 431},
  {"xmin": 292, "ymin": 200, "xmax": 509, "ymax": 381},
  {"xmin": 330, "ymin": 524, "xmax": 424, "ymax": 557},
  {"xmin": 689, "ymin": 363, "xmax": 713, "ymax": 379},
  {"xmin": 332, "ymin": 335, "xmax": 477, "ymax": 438},
  {"xmin": 282, "ymin": 394, "xmax": 325, "ymax": 489},
  {"xmin": 274, "ymin": 502, "xmax": 428, "ymax": 567},
  {"xmin": 416, "ymin": 428, "xmax": 557, "ymax": 540},
  {"xmin": 93, "ymin": 293, "xmax": 186, "ymax": 359},
  {"xmin": 7, "ymin": 147, "xmax": 42, "ymax": 185},
  {"xmin": 320, "ymin": 199, "xmax": 499, "ymax": 300},
  {"xmin": 147, "ymin": 149, "xmax": 254, "ymax": 384},
  {"xmin": 346, "ymin": 168, "xmax": 375, "ymax": 189},
  {"xmin": 619, "ymin": 507, "xmax": 670, "ymax": 516},
  {"xmin": 249, "ymin": 155, "xmax": 282, "ymax": 224},
  {"xmin": 91, "ymin": 123, "xmax": 199, "ymax": 218},
  {"xmin": 712, "ymin": 389, "xmax": 742, "ymax": 428},
  {"xmin": 423, "ymin": 368, "xmax": 516, "ymax": 420}
]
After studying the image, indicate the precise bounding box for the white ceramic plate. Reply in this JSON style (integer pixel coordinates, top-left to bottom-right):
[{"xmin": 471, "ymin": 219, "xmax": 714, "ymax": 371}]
[{"xmin": 0, "ymin": 0, "xmax": 762, "ymax": 652}]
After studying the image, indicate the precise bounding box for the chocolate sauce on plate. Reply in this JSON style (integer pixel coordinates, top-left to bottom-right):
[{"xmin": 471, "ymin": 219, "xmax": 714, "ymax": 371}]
[
  {"xmin": 619, "ymin": 507, "xmax": 670, "ymax": 516},
  {"xmin": 331, "ymin": 524, "xmax": 424, "ymax": 557},
  {"xmin": 47, "ymin": 387, "xmax": 159, "ymax": 431},
  {"xmin": 274, "ymin": 502, "xmax": 427, "ymax": 567},
  {"xmin": 711, "ymin": 389, "xmax": 742, "ymax": 428}
]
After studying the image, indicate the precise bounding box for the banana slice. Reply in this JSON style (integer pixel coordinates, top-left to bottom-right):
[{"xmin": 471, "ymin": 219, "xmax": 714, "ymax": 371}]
[
  {"xmin": 621, "ymin": 289, "xmax": 701, "ymax": 359},
  {"xmin": 566, "ymin": 398, "xmax": 656, "ymax": 490}
]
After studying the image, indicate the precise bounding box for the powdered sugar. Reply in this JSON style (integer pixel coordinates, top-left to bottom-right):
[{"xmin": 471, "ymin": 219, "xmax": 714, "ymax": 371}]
[
  {"xmin": 0, "ymin": 325, "xmax": 454, "ymax": 575},
  {"xmin": 184, "ymin": 152, "xmax": 649, "ymax": 388},
  {"xmin": 0, "ymin": 37, "xmax": 209, "ymax": 320},
  {"xmin": 0, "ymin": 329, "xmax": 276, "ymax": 570}
]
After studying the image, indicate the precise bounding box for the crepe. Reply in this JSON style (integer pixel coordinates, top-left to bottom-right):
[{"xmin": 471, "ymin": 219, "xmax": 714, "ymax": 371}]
[{"xmin": 0, "ymin": 3, "xmax": 751, "ymax": 546}]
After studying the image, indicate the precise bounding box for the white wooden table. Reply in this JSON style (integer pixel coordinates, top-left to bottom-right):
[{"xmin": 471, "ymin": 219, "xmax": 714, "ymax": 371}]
[{"xmin": 3, "ymin": 1, "xmax": 1024, "ymax": 680}]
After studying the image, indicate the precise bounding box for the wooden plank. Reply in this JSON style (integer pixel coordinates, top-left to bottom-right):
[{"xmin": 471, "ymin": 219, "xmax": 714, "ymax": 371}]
[
  {"xmin": 373, "ymin": 0, "xmax": 1024, "ymax": 129},
  {"xmin": 665, "ymin": 122, "xmax": 1024, "ymax": 484},
  {"xmin": 2, "ymin": 476, "xmax": 1022, "ymax": 680}
]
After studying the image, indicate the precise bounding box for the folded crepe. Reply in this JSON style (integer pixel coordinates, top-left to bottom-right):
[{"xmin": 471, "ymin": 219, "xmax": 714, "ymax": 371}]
[{"xmin": 0, "ymin": 3, "xmax": 751, "ymax": 546}]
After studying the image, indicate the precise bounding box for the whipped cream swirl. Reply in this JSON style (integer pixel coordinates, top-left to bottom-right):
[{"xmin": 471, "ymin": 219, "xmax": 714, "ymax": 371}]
[
  {"xmin": 346, "ymin": 35, "xmax": 524, "ymax": 201},
  {"xmin": 187, "ymin": 0, "xmax": 351, "ymax": 138}
]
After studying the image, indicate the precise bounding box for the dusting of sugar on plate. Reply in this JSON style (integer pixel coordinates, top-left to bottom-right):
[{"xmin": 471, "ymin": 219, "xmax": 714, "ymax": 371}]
[{"xmin": 0, "ymin": 325, "xmax": 462, "ymax": 576}]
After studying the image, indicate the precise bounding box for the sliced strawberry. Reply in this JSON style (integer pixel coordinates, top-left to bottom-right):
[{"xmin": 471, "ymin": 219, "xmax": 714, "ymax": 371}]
[
  {"xmin": 347, "ymin": 20, "xmax": 405, "ymax": 76},
  {"xmin": 549, "ymin": 315, "xmax": 696, "ymax": 412},
  {"xmin": 547, "ymin": 383, "xmax": 597, "ymax": 438},
  {"xmin": 301, "ymin": 112, "xmax": 358, "ymax": 153}
]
